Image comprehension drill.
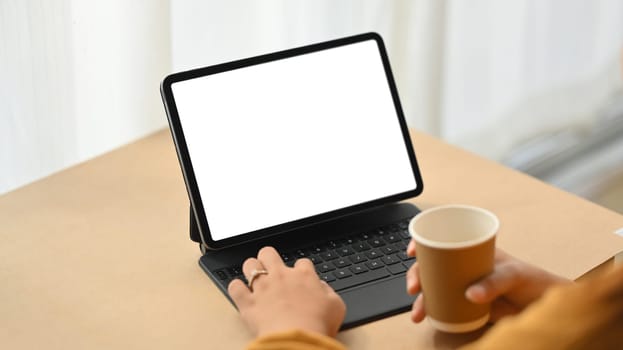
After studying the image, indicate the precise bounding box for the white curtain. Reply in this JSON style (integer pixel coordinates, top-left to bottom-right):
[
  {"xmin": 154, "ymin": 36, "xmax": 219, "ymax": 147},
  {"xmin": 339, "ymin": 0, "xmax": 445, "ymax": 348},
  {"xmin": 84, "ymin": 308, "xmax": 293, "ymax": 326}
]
[
  {"xmin": 2, "ymin": 0, "xmax": 623, "ymax": 194},
  {"xmin": 1, "ymin": 0, "xmax": 170, "ymax": 194}
]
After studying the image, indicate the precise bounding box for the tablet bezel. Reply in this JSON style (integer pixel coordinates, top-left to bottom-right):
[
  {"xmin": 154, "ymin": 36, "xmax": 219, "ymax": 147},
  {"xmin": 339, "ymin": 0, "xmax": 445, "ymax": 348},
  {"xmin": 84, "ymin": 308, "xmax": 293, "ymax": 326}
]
[{"xmin": 160, "ymin": 32, "xmax": 424, "ymax": 249}]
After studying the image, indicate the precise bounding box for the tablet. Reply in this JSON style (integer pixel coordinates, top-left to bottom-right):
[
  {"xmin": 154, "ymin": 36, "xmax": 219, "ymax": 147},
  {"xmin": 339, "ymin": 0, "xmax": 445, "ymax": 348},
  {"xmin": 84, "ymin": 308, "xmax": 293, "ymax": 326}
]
[{"xmin": 160, "ymin": 32, "xmax": 423, "ymax": 249}]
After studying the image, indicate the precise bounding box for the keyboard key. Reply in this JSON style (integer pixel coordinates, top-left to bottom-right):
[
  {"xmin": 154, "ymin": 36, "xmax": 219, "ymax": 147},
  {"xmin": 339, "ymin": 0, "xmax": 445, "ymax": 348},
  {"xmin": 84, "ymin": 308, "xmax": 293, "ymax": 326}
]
[
  {"xmin": 317, "ymin": 262, "xmax": 336, "ymax": 273},
  {"xmin": 365, "ymin": 249, "xmax": 383, "ymax": 259},
  {"xmin": 385, "ymin": 234, "xmax": 400, "ymax": 243},
  {"xmin": 342, "ymin": 236, "xmax": 358, "ymax": 245},
  {"xmin": 320, "ymin": 250, "xmax": 338, "ymax": 261},
  {"xmin": 365, "ymin": 259, "xmax": 383, "ymax": 270},
  {"xmin": 349, "ymin": 253, "xmax": 367, "ymax": 264},
  {"xmin": 329, "ymin": 267, "xmax": 390, "ymax": 291},
  {"xmin": 382, "ymin": 254, "xmax": 400, "ymax": 265},
  {"xmin": 387, "ymin": 263, "xmax": 407, "ymax": 275},
  {"xmin": 349, "ymin": 264, "xmax": 368, "ymax": 274},
  {"xmin": 381, "ymin": 245, "xmax": 397, "ymax": 255},
  {"xmin": 334, "ymin": 258, "xmax": 352, "ymax": 268},
  {"xmin": 352, "ymin": 242, "xmax": 371, "ymax": 252},
  {"xmin": 294, "ymin": 249, "xmax": 307, "ymax": 258},
  {"xmin": 336, "ymin": 246, "xmax": 355, "ymax": 256},
  {"xmin": 333, "ymin": 268, "xmax": 352, "ymax": 279},
  {"xmin": 319, "ymin": 273, "xmax": 336, "ymax": 283},
  {"xmin": 368, "ymin": 238, "xmax": 385, "ymax": 247}
]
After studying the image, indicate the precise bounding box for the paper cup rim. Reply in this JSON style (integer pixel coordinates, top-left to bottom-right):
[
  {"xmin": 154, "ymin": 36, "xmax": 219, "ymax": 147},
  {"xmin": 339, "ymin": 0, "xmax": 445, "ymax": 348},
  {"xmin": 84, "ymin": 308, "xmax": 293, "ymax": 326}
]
[
  {"xmin": 428, "ymin": 313, "xmax": 490, "ymax": 333},
  {"xmin": 409, "ymin": 204, "xmax": 499, "ymax": 249}
]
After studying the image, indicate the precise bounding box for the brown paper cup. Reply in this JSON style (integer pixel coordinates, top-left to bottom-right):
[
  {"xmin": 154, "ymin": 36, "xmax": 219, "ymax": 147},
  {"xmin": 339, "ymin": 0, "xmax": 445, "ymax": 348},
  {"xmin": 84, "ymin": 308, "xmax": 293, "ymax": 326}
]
[{"xmin": 409, "ymin": 205, "xmax": 498, "ymax": 333}]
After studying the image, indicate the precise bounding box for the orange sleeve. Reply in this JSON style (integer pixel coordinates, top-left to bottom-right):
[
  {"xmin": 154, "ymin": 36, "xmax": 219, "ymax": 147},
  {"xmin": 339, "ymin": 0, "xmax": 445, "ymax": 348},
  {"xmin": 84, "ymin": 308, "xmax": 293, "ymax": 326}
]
[
  {"xmin": 460, "ymin": 265, "xmax": 623, "ymax": 350},
  {"xmin": 246, "ymin": 329, "xmax": 347, "ymax": 350}
]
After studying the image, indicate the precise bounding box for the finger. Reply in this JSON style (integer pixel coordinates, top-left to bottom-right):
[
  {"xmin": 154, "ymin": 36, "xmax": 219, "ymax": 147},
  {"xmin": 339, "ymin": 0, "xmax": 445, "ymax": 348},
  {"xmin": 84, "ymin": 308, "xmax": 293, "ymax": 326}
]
[
  {"xmin": 410, "ymin": 293, "xmax": 426, "ymax": 323},
  {"xmin": 257, "ymin": 246, "xmax": 285, "ymax": 270},
  {"xmin": 242, "ymin": 257, "xmax": 265, "ymax": 280},
  {"xmin": 407, "ymin": 239, "xmax": 417, "ymax": 257},
  {"xmin": 294, "ymin": 257, "xmax": 315, "ymax": 272},
  {"xmin": 228, "ymin": 278, "xmax": 251, "ymax": 309},
  {"xmin": 465, "ymin": 262, "xmax": 521, "ymax": 304},
  {"xmin": 406, "ymin": 262, "xmax": 420, "ymax": 295}
]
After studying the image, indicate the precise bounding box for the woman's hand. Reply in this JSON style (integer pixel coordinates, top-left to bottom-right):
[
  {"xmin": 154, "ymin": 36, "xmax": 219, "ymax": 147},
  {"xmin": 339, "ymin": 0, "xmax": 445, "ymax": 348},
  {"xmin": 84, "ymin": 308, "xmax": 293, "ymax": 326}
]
[
  {"xmin": 405, "ymin": 240, "xmax": 571, "ymax": 323},
  {"xmin": 228, "ymin": 246, "xmax": 346, "ymax": 338}
]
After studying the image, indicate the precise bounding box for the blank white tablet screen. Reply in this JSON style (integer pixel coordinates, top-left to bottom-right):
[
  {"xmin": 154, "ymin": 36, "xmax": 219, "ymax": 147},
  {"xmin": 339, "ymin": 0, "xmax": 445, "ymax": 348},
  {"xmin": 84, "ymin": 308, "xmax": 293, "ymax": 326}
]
[{"xmin": 171, "ymin": 40, "xmax": 417, "ymax": 241}]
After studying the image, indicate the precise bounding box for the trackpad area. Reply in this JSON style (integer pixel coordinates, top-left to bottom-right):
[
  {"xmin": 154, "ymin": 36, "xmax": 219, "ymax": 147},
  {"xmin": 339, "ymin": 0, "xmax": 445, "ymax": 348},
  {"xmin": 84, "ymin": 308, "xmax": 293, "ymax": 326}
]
[{"xmin": 339, "ymin": 275, "xmax": 416, "ymax": 329}]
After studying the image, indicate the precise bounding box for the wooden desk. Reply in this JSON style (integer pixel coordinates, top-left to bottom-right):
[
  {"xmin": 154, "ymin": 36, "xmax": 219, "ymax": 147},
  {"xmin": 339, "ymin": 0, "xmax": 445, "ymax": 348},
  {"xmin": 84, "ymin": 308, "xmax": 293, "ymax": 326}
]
[{"xmin": 2, "ymin": 129, "xmax": 623, "ymax": 349}]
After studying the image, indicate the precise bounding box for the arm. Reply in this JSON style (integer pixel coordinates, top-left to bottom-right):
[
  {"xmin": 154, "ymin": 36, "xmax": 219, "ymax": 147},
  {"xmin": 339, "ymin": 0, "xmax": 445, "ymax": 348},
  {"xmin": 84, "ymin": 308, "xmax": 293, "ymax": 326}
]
[{"xmin": 460, "ymin": 264, "xmax": 623, "ymax": 349}]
